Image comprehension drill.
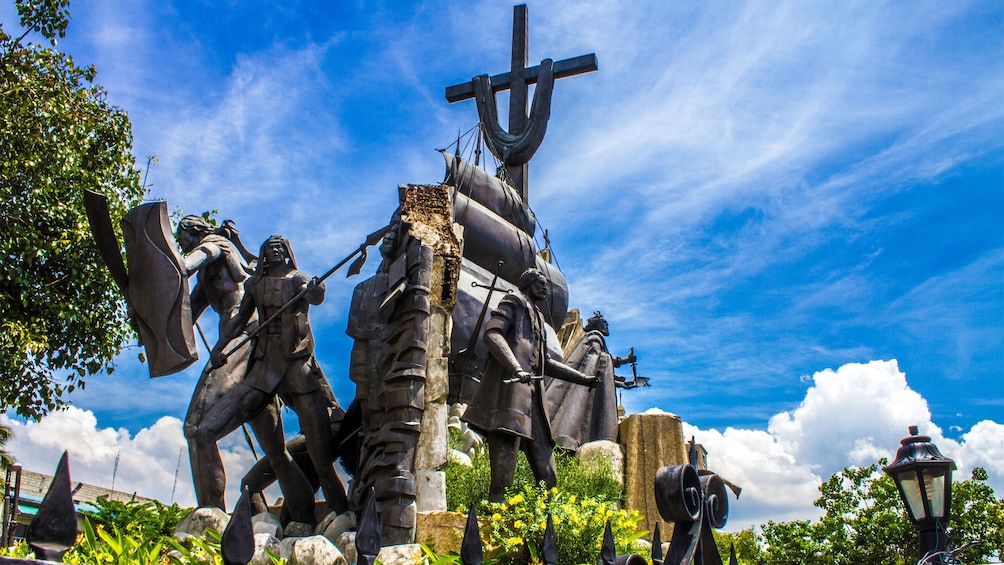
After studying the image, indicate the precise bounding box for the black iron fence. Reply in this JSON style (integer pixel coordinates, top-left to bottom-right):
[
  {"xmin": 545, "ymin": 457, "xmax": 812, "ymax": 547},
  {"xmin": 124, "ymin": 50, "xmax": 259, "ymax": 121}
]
[{"xmin": 1, "ymin": 441, "xmax": 739, "ymax": 565}]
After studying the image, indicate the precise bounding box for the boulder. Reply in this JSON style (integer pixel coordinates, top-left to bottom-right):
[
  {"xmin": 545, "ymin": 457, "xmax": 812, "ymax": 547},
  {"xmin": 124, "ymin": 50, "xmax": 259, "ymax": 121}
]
[
  {"xmin": 334, "ymin": 531, "xmax": 356, "ymax": 565},
  {"xmin": 415, "ymin": 511, "xmax": 467, "ymax": 555},
  {"xmin": 252, "ymin": 511, "xmax": 282, "ymax": 538},
  {"xmin": 376, "ymin": 543, "xmax": 424, "ymax": 565},
  {"xmin": 174, "ymin": 507, "xmax": 229, "ymax": 542},
  {"xmin": 288, "ymin": 535, "xmax": 347, "ymax": 565},
  {"xmin": 577, "ymin": 439, "xmax": 625, "ymax": 484},
  {"xmin": 320, "ymin": 513, "xmax": 357, "ymax": 545},
  {"xmin": 278, "ymin": 536, "xmax": 297, "ymax": 561},
  {"xmin": 249, "ymin": 533, "xmax": 282, "ymax": 565},
  {"xmin": 448, "ymin": 449, "xmax": 473, "ymax": 467},
  {"xmin": 283, "ymin": 521, "xmax": 314, "ymax": 538}
]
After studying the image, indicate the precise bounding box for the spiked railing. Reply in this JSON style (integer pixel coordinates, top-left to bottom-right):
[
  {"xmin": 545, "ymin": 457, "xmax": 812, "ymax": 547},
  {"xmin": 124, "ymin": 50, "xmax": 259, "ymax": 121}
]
[
  {"xmin": 0, "ymin": 452, "xmax": 77, "ymax": 564},
  {"xmin": 656, "ymin": 438, "xmax": 740, "ymax": 565},
  {"xmin": 220, "ymin": 486, "xmax": 254, "ymax": 565},
  {"xmin": 450, "ymin": 503, "xmax": 651, "ymax": 565},
  {"xmin": 355, "ymin": 488, "xmax": 381, "ymax": 565}
]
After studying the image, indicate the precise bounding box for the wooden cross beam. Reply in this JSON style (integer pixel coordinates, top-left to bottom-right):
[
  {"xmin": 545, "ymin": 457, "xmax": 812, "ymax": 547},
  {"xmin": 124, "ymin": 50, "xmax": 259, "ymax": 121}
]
[
  {"xmin": 445, "ymin": 4, "xmax": 597, "ymax": 202},
  {"xmin": 444, "ymin": 54, "xmax": 598, "ymax": 104}
]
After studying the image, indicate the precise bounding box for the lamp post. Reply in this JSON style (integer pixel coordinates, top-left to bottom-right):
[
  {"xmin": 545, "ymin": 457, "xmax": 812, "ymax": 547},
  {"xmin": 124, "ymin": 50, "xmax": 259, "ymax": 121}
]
[{"xmin": 885, "ymin": 425, "xmax": 957, "ymax": 564}]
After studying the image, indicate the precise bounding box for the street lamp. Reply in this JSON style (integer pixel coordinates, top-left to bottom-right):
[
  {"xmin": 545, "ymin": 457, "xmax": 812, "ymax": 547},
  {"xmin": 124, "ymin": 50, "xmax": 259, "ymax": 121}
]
[{"xmin": 885, "ymin": 425, "xmax": 957, "ymax": 564}]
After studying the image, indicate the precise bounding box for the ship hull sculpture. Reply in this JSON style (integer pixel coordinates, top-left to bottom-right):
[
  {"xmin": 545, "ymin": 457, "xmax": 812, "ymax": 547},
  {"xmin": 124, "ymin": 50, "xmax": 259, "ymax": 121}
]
[{"xmin": 443, "ymin": 151, "xmax": 570, "ymax": 405}]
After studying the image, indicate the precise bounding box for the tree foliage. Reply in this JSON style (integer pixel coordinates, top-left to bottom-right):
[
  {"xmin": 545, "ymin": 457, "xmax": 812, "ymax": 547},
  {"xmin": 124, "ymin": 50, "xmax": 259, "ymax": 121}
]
[
  {"xmin": 721, "ymin": 460, "xmax": 1004, "ymax": 564},
  {"xmin": 1, "ymin": 0, "xmax": 145, "ymax": 419}
]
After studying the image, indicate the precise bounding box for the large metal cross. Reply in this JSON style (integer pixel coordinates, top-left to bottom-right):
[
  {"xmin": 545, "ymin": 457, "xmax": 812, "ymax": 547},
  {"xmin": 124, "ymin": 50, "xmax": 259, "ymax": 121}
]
[{"xmin": 445, "ymin": 4, "xmax": 597, "ymax": 203}]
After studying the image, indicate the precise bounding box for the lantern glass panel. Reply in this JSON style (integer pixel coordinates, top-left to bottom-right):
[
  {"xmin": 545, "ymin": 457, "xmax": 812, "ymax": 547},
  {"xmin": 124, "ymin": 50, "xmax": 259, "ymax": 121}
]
[
  {"xmin": 925, "ymin": 469, "xmax": 947, "ymax": 519},
  {"xmin": 897, "ymin": 470, "xmax": 927, "ymax": 520}
]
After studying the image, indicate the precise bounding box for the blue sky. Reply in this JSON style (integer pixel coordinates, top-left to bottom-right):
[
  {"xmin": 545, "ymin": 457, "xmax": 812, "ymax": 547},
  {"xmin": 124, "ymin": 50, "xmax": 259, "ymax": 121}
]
[{"xmin": 2, "ymin": 1, "xmax": 1002, "ymax": 530}]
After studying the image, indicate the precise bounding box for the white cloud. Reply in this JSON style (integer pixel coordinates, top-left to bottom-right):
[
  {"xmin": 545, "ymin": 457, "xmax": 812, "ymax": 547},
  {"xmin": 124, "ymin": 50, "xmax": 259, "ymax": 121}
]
[
  {"xmin": 1, "ymin": 407, "xmax": 260, "ymax": 510},
  {"xmin": 7, "ymin": 359, "xmax": 996, "ymax": 536},
  {"xmin": 681, "ymin": 360, "xmax": 1002, "ymax": 530}
]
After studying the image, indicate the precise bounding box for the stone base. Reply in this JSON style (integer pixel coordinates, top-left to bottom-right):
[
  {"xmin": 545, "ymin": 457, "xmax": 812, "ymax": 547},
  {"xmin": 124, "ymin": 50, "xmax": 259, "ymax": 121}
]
[
  {"xmin": 415, "ymin": 511, "xmax": 468, "ymax": 555},
  {"xmin": 619, "ymin": 412, "xmax": 688, "ymax": 540}
]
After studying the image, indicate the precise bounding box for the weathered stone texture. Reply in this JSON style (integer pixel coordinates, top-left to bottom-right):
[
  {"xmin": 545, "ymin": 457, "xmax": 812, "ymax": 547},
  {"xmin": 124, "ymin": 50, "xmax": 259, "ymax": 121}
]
[
  {"xmin": 376, "ymin": 543, "xmax": 424, "ymax": 565},
  {"xmin": 619, "ymin": 412, "xmax": 688, "ymax": 539},
  {"xmin": 288, "ymin": 535, "xmax": 347, "ymax": 565},
  {"xmin": 415, "ymin": 511, "xmax": 468, "ymax": 556}
]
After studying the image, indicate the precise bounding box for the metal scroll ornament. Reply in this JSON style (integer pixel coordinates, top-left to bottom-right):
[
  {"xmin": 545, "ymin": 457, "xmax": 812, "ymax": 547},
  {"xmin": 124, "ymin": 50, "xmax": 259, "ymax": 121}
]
[{"xmin": 654, "ymin": 439, "xmax": 737, "ymax": 565}]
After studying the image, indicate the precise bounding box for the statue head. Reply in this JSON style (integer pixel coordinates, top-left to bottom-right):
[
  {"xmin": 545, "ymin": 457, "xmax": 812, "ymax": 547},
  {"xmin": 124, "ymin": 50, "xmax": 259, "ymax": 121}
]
[
  {"xmin": 258, "ymin": 235, "xmax": 297, "ymax": 273},
  {"xmin": 176, "ymin": 215, "xmax": 213, "ymax": 252},
  {"xmin": 584, "ymin": 311, "xmax": 609, "ymax": 336},
  {"xmin": 379, "ymin": 209, "xmax": 403, "ymax": 261},
  {"xmin": 518, "ymin": 268, "xmax": 548, "ymax": 302}
]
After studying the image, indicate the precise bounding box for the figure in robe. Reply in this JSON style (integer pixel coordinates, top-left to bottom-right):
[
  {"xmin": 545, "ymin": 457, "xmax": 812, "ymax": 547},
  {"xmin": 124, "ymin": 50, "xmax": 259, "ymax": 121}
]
[
  {"xmin": 545, "ymin": 311, "xmax": 635, "ymax": 451},
  {"xmin": 463, "ymin": 269, "xmax": 596, "ymax": 502}
]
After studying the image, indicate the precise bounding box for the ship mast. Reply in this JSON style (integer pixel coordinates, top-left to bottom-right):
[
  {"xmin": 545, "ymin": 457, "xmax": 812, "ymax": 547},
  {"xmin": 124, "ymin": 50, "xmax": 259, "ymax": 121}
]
[{"xmin": 445, "ymin": 4, "xmax": 597, "ymax": 204}]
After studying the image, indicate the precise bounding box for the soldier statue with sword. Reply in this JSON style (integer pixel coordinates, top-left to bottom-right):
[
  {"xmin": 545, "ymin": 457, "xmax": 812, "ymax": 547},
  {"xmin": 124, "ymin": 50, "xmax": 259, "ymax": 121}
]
[{"xmin": 462, "ymin": 268, "xmax": 598, "ymax": 502}]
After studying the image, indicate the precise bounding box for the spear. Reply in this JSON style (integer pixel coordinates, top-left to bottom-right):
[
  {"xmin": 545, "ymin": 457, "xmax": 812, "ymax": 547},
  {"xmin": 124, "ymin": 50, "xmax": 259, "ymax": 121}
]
[{"xmin": 218, "ymin": 222, "xmax": 392, "ymax": 361}]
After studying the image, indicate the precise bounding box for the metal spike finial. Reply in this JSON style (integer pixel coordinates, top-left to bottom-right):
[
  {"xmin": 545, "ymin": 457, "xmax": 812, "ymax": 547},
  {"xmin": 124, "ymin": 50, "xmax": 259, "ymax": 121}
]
[
  {"xmin": 221, "ymin": 485, "xmax": 254, "ymax": 565},
  {"xmin": 460, "ymin": 504, "xmax": 483, "ymax": 565},
  {"xmin": 26, "ymin": 451, "xmax": 76, "ymax": 561},
  {"xmin": 651, "ymin": 522, "xmax": 663, "ymax": 564},
  {"xmin": 542, "ymin": 513, "xmax": 557, "ymax": 565},
  {"xmin": 600, "ymin": 518, "xmax": 615, "ymax": 565},
  {"xmin": 355, "ymin": 487, "xmax": 381, "ymax": 565}
]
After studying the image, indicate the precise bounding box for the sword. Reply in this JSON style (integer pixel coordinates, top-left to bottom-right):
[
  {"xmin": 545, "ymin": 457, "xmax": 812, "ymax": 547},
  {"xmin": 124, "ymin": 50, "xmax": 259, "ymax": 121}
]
[
  {"xmin": 219, "ymin": 222, "xmax": 392, "ymax": 361},
  {"xmin": 502, "ymin": 374, "xmax": 545, "ymax": 384},
  {"xmin": 449, "ymin": 261, "xmax": 508, "ymax": 402}
]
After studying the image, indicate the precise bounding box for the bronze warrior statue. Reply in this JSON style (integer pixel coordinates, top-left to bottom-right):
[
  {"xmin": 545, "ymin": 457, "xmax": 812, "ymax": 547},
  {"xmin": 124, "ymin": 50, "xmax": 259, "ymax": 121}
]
[
  {"xmin": 176, "ymin": 216, "xmax": 258, "ymax": 510},
  {"xmin": 200, "ymin": 235, "xmax": 347, "ymax": 523},
  {"xmin": 462, "ymin": 268, "xmax": 597, "ymax": 502}
]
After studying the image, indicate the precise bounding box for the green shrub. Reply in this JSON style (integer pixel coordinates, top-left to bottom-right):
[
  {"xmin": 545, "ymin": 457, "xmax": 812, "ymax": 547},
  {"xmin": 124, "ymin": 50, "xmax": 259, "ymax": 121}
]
[
  {"xmin": 82, "ymin": 498, "xmax": 190, "ymax": 544},
  {"xmin": 444, "ymin": 441, "xmax": 643, "ymax": 564},
  {"xmin": 64, "ymin": 518, "xmax": 164, "ymax": 565},
  {"xmin": 484, "ymin": 483, "xmax": 645, "ymax": 565},
  {"xmin": 446, "ymin": 444, "xmax": 624, "ymax": 513}
]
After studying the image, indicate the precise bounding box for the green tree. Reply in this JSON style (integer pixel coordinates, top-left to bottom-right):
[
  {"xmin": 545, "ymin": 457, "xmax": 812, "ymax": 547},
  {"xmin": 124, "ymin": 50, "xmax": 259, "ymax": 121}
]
[
  {"xmin": 715, "ymin": 528, "xmax": 766, "ymax": 564},
  {"xmin": 758, "ymin": 460, "xmax": 1004, "ymax": 564},
  {"xmin": 949, "ymin": 467, "xmax": 1004, "ymax": 563},
  {"xmin": 0, "ymin": 422, "xmax": 13, "ymax": 470},
  {"xmin": 1, "ymin": 0, "xmax": 145, "ymax": 419}
]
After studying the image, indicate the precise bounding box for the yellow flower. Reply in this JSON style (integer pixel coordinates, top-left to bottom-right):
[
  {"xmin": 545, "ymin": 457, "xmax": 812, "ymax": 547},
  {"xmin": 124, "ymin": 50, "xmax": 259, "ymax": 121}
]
[
  {"xmin": 506, "ymin": 537, "xmax": 524, "ymax": 546},
  {"xmin": 568, "ymin": 495, "xmax": 577, "ymax": 504},
  {"xmin": 514, "ymin": 520, "xmax": 524, "ymax": 530},
  {"xmin": 508, "ymin": 493, "xmax": 524, "ymax": 506},
  {"xmin": 492, "ymin": 513, "xmax": 502, "ymax": 521}
]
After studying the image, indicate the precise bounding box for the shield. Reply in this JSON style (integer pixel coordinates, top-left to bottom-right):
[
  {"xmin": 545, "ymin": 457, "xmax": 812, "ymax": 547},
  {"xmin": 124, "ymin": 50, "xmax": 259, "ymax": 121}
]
[{"xmin": 120, "ymin": 201, "xmax": 198, "ymax": 377}]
